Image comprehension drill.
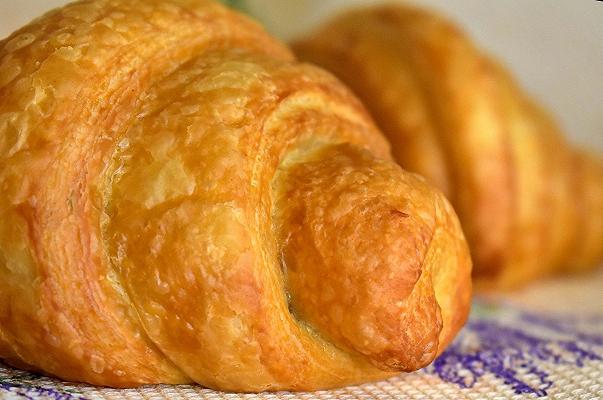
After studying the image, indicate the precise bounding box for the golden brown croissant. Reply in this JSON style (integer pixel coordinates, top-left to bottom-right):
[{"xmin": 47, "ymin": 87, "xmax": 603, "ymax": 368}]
[
  {"xmin": 293, "ymin": 4, "xmax": 603, "ymax": 289},
  {"xmin": 0, "ymin": 0, "xmax": 471, "ymax": 391}
]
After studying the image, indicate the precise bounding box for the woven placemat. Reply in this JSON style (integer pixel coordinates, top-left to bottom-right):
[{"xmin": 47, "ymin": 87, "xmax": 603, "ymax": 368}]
[{"xmin": 2, "ymin": 269, "xmax": 602, "ymax": 400}]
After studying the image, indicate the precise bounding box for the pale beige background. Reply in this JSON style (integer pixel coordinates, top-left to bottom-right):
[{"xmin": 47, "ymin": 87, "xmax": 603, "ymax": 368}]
[{"xmin": 1, "ymin": 0, "xmax": 602, "ymax": 151}]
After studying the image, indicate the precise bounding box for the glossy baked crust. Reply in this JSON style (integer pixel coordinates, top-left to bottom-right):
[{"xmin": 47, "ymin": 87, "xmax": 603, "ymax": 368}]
[
  {"xmin": 0, "ymin": 0, "xmax": 471, "ymax": 391},
  {"xmin": 293, "ymin": 4, "xmax": 603, "ymax": 289}
]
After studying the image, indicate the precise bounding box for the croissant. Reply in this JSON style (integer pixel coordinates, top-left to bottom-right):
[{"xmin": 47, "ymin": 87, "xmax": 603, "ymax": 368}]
[
  {"xmin": 0, "ymin": 0, "xmax": 471, "ymax": 392},
  {"xmin": 293, "ymin": 4, "xmax": 603, "ymax": 289}
]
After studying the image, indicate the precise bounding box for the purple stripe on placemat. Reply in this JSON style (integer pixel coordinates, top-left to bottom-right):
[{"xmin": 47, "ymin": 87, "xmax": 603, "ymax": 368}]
[{"xmin": 430, "ymin": 303, "xmax": 603, "ymax": 397}]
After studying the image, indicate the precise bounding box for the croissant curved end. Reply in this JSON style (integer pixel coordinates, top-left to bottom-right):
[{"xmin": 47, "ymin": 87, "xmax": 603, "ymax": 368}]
[
  {"xmin": 274, "ymin": 143, "xmax": 471, "ymax": 371},
  {"xmin": 0, "ymin": 0, "xmax": 471, "ymax": 391}
]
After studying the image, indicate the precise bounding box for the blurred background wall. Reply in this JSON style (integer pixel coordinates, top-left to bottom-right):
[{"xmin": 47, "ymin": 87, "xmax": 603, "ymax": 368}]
[{"xmin": 1, "ymin": 0, "xmax": 601, "ymax": 151}]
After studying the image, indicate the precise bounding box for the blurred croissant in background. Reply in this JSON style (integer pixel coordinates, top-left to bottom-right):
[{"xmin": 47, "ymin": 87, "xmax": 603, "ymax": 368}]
[{"xmin": 294, "ymin": 4, "xmax": 603, "ymax": 289}]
